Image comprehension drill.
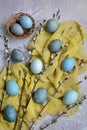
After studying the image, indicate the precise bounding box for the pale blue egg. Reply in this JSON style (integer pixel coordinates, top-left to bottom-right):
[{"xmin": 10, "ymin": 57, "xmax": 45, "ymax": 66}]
[
  {"xmin": 48, "ymin": 39, "xmax": 62, "ymax": 53},
  {"xmin": 63, "ymin": 90, "xmax": 78, "ymax": 105},
  {"xmin": 45, "ymin": 19, "xmax": 58, "ymax": 33},
  {"xmin": 19, "ymin": 15, "xmax": 33, "ymax": 29},
  {"xmin": 61, "ymin": 57, "xmax": 75, "ymax": 72},
  {"xmin": 11, "ymin": 49, "xmax": 25, "ymax": 62},
  {"xmin": 11, "ymin": 23, "xmax": 24, "ymax": 36},
  {"xmin": 30, "ymin": 59, "xmax": 43, "ymax": 74},
  {"xmin": 33, "ymin": 88, "xmax": 48, "ymax": 104},
  {"xmin": 4, "ymin": 105, "xmax": 17, "ymax": 122},
  {"xmin": 6, "ymin": 80, "xmax": 19, "ymax": 96}
]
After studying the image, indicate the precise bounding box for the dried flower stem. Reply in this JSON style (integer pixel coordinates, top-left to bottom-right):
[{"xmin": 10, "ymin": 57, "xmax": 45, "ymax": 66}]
[
  {"xmin": 13, "ymin": 68, "xmax": 28, "ymax": 130},
  {"xmin": 19, "ymin": 75, "xmax": 40, "ymax": 130},
  {"xmin": 53, "ymin": 9, "xmax": 61, "ymax": 21},
  {"xmin": 0, "ymin": 36, "xmax": 11, "ymax": 111},
  {"xmin": 4, "ymin": 36, "xmax": 11, "ymax": 72},
  {"xmin": 39, "ymin": 20, "xmax": 46, "ymax": 30},
  {"xmin": 31, "ymin": 19, "xmax": 46, "ymax": 53}
]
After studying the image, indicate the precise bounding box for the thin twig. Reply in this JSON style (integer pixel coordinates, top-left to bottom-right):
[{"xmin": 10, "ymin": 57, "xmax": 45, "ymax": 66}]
[
  {"xmin": 13, "ymin": 68, "xmax": 28, "ymax": 130},
  {"xmin": 0, "ymin": 36, "xmax": 11, "ymax": 111}
]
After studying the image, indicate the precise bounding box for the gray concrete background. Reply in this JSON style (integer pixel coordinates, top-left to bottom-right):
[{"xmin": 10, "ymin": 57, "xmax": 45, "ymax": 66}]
[{"xmin": 0, "ymin": 0, "xmax": 87, "ymax": 130}]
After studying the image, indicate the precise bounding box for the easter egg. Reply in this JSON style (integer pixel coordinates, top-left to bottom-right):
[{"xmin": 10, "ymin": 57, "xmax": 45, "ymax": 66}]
[
  {"xmin": 48, "ymin": 39, "xmax": 62, "ymax": 53},
  {"xmin": 11, "ymin": 23, "xmax": 24, "ymax": 36},
  {"xmin": 61, "ymin": 57, "xmax": 75, "ymax": 72},
  {"xmin": 6, "ymin": 80, "xmax": 19, "ymax": 96},
  {"xmin": 19, "ymin": 15, "xmax": 33, "ymax": 29},
  {"xmin": 63, "ymin": 90, "xmax": 78, "ymax": 105},
  {"xmin": 33, "ymin": 88, "xmax": 48, "ymax": 104},
  {"xmin": 11, "ymin": 49, "xmax": 25, "ymax": 62},
  {"xmin": 45, "ymin": 19, "xmax": 58, "ymax": 33},
  {"xmin": 30, "ymin": 59, "xmax": 43, "ymax": 74},
  {"xmin": 4, "ymin": 105, "xmax": 17, "ymax": 122}
]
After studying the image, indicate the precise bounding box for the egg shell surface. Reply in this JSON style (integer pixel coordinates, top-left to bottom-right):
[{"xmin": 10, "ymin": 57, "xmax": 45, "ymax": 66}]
[
  {"xmin": 11, "ymin": 49, "xmax": 25, "ymax": 62},
  {"xmin": 48, "ymin": 39, "xmax": 62, "ymax": 53},
  {"xmin": 11, "ymin": 23, "xmax": 24, "ymax": 36},
  {"xmin": 63, "ymin": 90, "xmax": 78, "ymax": 105},
  {"xmin": 6, "ymin": 80, "xmax": 19, "ymax": 96},
  {"xmin": 4, "ymin": 105, "xmax": 17, "ymax": 122},
  {"xmin": 33, "ymin": 88, "xmax": 48, "ymax": 104},
  {"xmin": 61, "ymin": 57, "xmax": 75, "ymax": 72},
  {"xmin": 19, "ymin": 15, "xmax": 33, "ymax": 29},
  {"xmin": 45, "ymin": 19, "xmax": 58, "ymax": 33},
  {"xmin": 30, "ymin": 59, "xmax": 43, "ymax": 74}
]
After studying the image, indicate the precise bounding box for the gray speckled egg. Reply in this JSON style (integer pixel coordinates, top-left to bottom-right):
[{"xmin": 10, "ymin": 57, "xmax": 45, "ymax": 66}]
[
  {"xmin": 10, "ymin": 23, "xmax": 24, "ymax": 36},
  {"xmin": 19, "ymin": 15, "xmax": 33, "ymax": 29},
  {"xmin": 48, "ymin": 39, "xmax": 62, "ymax": 53},
  {"xmin": 11, "ymin": 49, "xmax": 25, "ymax": 62},
  {"xmin": 45, "ymin": 19, "xmax": 58, "ymax": 33},
  {"xmin": 33, "ymin": 88, "xmax": 48, "ymax": 104},
  {"xmin": 4, "ymin": 105, "xmax": 17, "ymax": 122}
]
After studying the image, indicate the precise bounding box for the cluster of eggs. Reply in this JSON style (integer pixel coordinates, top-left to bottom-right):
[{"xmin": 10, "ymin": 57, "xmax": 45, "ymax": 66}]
[
  {"xmin": 29, "ymin": 19, "xmax": 77, "ymax": 106},
  {"xmin": 30, "ymin": 58, "xmax": 78, "ymax": 108},
  {"xmin": 3, "ymin": 79, "xmax": 48, "ymax": 122},
  {"xmin": 4, "ymin": 18, "xmax": 78, "ymax": 123},
  {"xmin": 45, "ymin": 18, "xmax": 76, "ymax": 72},
  {"xmin": 4, "ymin": 80, "xmax": 19, "ymax": 122},
  {"xmin": 10, "ymin": 15, "xmax": 33, "ymax": 36},
  {"xmin": 3, "ymin": 80, "xmax": 78, "ymax": 122}
]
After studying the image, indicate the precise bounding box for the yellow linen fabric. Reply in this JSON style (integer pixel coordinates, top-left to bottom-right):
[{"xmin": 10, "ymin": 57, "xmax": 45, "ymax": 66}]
[{"xmin": 0, "ymin": 21, "xmax": 87, "ymax": 130}]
